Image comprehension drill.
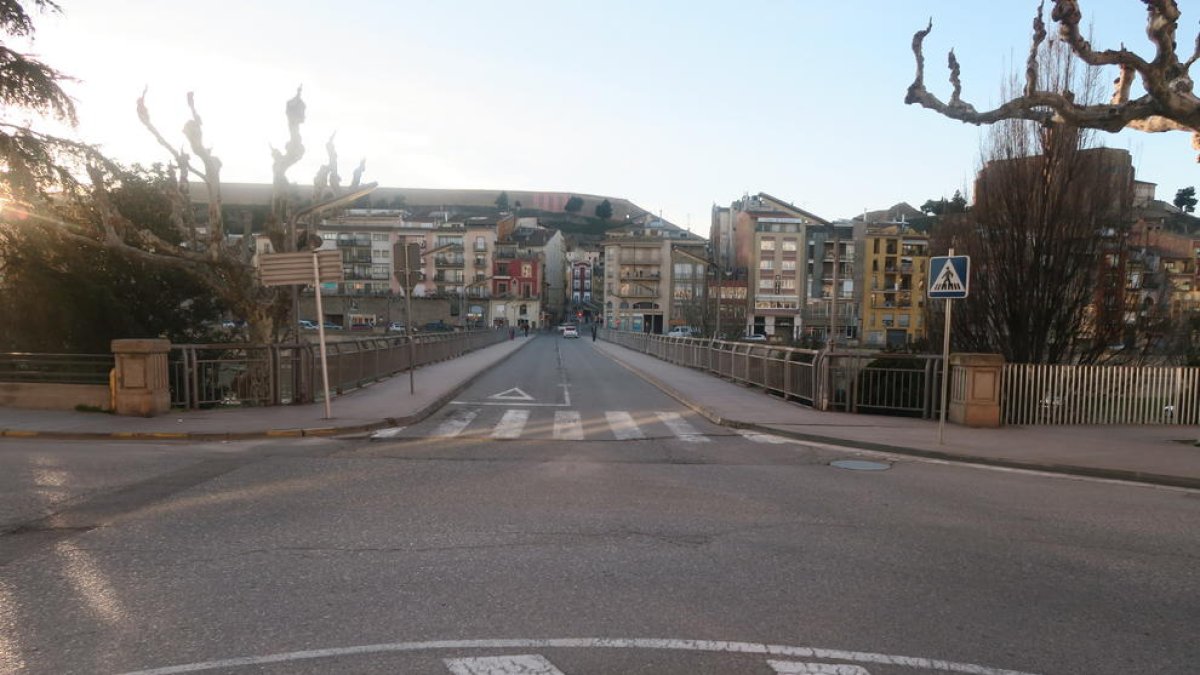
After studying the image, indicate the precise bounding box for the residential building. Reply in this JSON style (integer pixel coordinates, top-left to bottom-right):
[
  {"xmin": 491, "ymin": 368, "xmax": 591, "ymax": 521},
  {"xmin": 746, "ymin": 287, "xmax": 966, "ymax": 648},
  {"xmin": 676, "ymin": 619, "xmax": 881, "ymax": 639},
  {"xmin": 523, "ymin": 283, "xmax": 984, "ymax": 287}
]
[
  {"xmin": 603, "ymin": 217, "xmax": 706, "ymax": 333},
  {"xmin": 861, "ymin": 225, "xmax": 930, "ymax": 348}
]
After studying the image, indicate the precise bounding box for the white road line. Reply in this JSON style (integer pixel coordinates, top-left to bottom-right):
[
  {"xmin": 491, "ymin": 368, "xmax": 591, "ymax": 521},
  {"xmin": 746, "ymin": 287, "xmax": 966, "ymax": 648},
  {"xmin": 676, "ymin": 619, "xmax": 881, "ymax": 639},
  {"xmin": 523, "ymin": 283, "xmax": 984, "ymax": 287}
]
[
  {"xmin": 605, "ymin": 411, "xmax": 645, "ymax": 440},
  {"xmin": 432, "ymin": 410, "xmax": 478, "ymax": 438},
  {"xmin": 369, "ymin": 426, "xmax": 406, "ymax": 440},
  {"xmin": 736, "ymin": 429, "xmax": 792, "ymax": 444},
  {"xmin": 445, "ymin": 653, "xmax": 566, "ymax": 675},
  {"xmin": 656, "ymin": 411, "xmax": 710, "ymax": 443},
  {"xmin": 116, "ymin": 637, "xmax": 1043, "ymax": 675},
  {"xmin": 769, "ymin": 661, "xmax": 871, "ymax": 674},
  {"xmin": 554, "ymin": 411, "xmax": 584, "ymax": 440},
  {"xmin": 492, "ymin": 409, "xmax": 531, "ymax": 439}
]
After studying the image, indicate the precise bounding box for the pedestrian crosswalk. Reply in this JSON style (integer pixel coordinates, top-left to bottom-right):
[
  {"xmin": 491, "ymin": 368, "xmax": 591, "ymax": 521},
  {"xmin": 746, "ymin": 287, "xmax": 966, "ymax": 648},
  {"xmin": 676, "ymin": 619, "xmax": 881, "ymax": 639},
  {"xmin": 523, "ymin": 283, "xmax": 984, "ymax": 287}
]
[{"xmin": 419, "ymin": 408, "xmax": 713, "ymax": 443}]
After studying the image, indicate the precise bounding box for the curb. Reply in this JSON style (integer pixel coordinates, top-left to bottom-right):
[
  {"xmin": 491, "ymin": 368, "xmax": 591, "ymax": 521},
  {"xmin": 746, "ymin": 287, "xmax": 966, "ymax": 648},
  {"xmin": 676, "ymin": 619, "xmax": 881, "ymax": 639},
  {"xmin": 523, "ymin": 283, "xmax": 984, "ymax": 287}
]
[
  {"xmin": 596, "ymin": 340, "xmax": 1200, "ymax": 492},
  {"xmin": 0, "ymin": 337, "xmax": 536, "ymax": 442}
]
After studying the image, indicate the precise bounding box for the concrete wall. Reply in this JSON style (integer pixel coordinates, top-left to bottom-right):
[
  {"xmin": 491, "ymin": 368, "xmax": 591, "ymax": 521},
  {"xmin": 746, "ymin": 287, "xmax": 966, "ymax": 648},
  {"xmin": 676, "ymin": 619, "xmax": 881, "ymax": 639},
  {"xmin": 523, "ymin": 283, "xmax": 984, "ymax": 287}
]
[{"xmin": 0, "ymin": 382, "xmax": 110, "ymax": 411}]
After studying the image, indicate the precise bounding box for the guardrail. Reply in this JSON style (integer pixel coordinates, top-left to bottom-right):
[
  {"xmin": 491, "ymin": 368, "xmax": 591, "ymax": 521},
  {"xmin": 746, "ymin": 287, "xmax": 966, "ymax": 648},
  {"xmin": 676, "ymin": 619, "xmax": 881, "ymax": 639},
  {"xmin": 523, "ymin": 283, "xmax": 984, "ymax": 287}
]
[
  {"xmin": 168, "ymin": 329, "xmax": 508, "ymax": 409},
  {"xmin": 1003, "ymin": 362, "xmax": 1200, "ymax": 425},
  {"xmin": 599, "ymin": 329, "xmax": 941, "ymax": 418},
  {"xmin": 0, "ymin": 353, "xmax": 115, "ymax": 385}
]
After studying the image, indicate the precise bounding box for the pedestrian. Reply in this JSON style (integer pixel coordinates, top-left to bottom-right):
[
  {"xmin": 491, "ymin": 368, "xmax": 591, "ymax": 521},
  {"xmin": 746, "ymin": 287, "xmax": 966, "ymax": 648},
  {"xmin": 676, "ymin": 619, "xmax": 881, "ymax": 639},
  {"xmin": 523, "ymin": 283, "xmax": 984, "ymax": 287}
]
[
  {"xmin": 509, "ymin": 327, "xmax": 515, "ymax": 340},
  {"xmin": 591, "ymin": 324, "xmax": 597, "ymax": 342},
  {"xmin": 523, "ymin": 324, "xmax": 529, "ymax": 338}
]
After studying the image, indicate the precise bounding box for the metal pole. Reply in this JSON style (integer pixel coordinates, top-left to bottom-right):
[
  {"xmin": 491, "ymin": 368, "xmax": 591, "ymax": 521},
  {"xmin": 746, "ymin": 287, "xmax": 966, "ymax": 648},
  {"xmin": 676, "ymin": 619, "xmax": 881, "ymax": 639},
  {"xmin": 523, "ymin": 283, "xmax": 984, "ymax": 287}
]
[
  {"xmin": 405, "ymin": 282, "xmax": 415, "ymax": 395},
  {"xmin": 829, "ymin": 227, "xmax": 839, "ymax": 350},
  {"xmin": 312, "ymin": 253, "xmax": 333, "ymax": 419},
  {"xmin": 714, "ymin": 274, "xmax": 722, "ymax": 339},
  {"xmin": 938, "ymin": 247, "xmax": 954, "ymax": 444}
]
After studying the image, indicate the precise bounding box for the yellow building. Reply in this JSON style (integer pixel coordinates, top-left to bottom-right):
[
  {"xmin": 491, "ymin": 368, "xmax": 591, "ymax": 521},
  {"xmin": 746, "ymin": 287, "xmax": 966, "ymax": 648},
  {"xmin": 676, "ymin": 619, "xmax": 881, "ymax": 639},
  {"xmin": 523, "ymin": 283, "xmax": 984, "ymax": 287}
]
[{"xmin": 862, "ymin": 225, "xmax": 929, "ymax": 348}]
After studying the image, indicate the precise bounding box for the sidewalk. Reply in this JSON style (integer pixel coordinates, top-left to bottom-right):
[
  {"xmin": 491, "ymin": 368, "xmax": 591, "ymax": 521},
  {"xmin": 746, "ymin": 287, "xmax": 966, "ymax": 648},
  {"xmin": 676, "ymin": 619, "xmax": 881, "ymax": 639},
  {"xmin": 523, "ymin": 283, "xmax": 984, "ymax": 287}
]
[
  {"xmin": 4, "ymin": 334, "xmax": 1199, "ymax": 490},
  {"xmin": 0, "ymin": 337, "xmax": 534, "ymax": 440},
  {"xmin": 593, "ymin": 340, "xmax": 1200, "ymax": 490}
]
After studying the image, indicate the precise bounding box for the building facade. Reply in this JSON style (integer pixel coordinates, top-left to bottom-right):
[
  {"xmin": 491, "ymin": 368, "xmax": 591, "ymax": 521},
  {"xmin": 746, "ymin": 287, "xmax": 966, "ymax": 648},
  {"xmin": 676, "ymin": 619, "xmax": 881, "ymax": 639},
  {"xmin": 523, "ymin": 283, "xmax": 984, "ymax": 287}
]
[{"xmin": 861, "ymin": 225, "xmax": 929, "ymax": 348}]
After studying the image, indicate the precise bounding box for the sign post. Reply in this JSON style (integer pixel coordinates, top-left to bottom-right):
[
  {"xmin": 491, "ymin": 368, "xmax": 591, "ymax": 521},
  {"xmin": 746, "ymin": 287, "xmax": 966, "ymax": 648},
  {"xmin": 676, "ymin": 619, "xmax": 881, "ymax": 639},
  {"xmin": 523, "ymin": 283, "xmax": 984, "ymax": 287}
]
[
  {"xmin": 928, "ymin": 249, "xmax": 970, "ymax": 444},
  {"xmin": 260, "ymin": 249, "xmax": 343, "ymax": 419},
  {"xmin": 394, "ymin": 241, "xmax": 423, "ymax": 395}
]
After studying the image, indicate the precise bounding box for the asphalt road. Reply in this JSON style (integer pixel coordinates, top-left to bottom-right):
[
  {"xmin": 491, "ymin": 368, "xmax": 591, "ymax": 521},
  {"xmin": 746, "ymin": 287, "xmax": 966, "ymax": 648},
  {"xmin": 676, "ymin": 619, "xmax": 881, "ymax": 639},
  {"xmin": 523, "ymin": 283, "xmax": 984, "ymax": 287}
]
[{"xmin": 0, "ymin": 333, "xmax": 1197, "ymax": 674}]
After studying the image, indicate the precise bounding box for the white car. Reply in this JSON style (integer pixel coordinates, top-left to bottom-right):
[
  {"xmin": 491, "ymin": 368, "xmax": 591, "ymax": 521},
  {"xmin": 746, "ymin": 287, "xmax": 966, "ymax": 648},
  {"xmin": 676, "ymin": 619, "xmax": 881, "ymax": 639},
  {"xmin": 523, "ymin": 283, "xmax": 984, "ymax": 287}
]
[
  {"xmin": 562, "ymin": 326, "xmax": 579, "ymax": 338},
  {"xmin": 740, "ymin": 333, "xmax": 768, "ymax": 343},
  {"xmin": 667, "ymin": 327, "xmax": 697, "ymax": 338}
]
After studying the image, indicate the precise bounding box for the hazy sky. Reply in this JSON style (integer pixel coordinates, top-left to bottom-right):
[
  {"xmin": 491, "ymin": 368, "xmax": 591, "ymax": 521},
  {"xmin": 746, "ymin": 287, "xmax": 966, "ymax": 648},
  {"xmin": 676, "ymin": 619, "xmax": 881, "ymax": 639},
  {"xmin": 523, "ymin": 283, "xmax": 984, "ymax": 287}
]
[{"xmin": 20, "ymin": 0, "xmax": 1200, "ymax": 231}]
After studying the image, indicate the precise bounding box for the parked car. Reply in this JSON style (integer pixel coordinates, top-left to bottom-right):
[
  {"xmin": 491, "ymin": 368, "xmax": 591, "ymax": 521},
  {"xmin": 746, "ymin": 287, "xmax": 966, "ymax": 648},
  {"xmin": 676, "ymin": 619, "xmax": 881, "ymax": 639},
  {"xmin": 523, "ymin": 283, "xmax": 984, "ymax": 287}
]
[
  {"xmin": 740, "ymin": 333, "xmax": 767, "ymax": 343},
  {"xmin": 323, "ymin": 322, "xmax": 343, "ymax": 331},
  {"xmin": 298, "ymin": 320, "xmax": 318, "ymax": 330},
  {"xmin": 350, "ymin": 323, "xmax": 374, "ymax": 331},
  {"xmin": 423, "ymin": 321, "xmax": 453, "ymax": 332},
  {"xmin": 667, "ymin": 326, "xmax": 697, "ymax": 338},
  {"xmin": 386, "ymin": 322, "xmax": 406, "ymax": 333},
  {"xmin": 562, "ymin": 325, "xmax": 579, "ymax": 339}
]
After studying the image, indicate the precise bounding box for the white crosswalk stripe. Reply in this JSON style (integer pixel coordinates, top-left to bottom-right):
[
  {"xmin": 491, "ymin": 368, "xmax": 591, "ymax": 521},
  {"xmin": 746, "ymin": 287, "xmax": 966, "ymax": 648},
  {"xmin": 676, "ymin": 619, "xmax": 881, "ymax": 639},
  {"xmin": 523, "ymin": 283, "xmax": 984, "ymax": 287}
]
[
  {"xmin": 445, "ymin": 653, "xmax": 566, "ymax": 674},
  {"xmin": 736, "ymin": 428, "xmax": 792, "ymax": 444},
  {"xmin": 768, "ymin": 661, "xmax": 871, "ymax": 674},
  {"xmin": 655, "ymin": 411, "xmax": 710, "ymax": 443},
  {"xmin": 605, "ymin": 410, "xmax": 646, "ymax": 440},
  {"xmin": 492, "ymin": 409, "xmax": 531, "ymax": 439},
  {"xmin": 432, "ymin": 409, "xmax": 478, "ymax": 438},
  {"xmin": 554, "ymin": 410, "xmax": 584, "ymax": 440}
]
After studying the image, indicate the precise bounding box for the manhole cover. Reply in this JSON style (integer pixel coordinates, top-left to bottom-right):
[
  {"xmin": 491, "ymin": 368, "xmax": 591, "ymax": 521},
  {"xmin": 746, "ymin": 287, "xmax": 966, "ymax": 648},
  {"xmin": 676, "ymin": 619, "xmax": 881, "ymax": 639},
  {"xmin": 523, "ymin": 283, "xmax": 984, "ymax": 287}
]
[{"xmin": 830, "ymin": 459, "xmax": 891, "ymax": 471}]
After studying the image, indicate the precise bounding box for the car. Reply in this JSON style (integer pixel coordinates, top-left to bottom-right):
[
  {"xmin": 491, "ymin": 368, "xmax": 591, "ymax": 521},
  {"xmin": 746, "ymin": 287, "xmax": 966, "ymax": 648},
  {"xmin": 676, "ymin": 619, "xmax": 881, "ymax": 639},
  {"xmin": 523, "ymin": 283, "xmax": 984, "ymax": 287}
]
[
  {"xmin": 557, "ymin": 323, "xmax": 577, "ymax": 333},
  {"xmin": 349, "ymin": 323, "xmax": 374, "ymax": 331},
  {"xmin": 386, "ymin": 322, "xmax": 406, "ymax": 333},
  {"xmin": 323, "ymin": 322, "xmax": 343, "ymax": 331},
  {"xmin": 562, "ymin": 326, "xmax": 579, "ymax": 338},
  {"xmin": 740, "ymin": 333, "xmax": 768, "ymax": 342},
  {"xmin": 298, "ymin": 320, "xmax": 318, "ymax": 330},
  {"xmin": 667, "ymin": 326, "xmax": 697, "ymax": 338}
]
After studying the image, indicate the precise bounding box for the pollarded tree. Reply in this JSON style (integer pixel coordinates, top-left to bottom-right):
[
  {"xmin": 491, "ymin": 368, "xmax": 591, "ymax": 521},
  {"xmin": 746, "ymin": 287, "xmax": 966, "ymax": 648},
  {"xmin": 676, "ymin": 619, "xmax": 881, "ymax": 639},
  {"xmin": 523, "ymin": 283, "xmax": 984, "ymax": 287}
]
[
  {"xmin": 1175, "ymin": 186, "xmax": 1197, "ymax": 212},
  {"xmin": 907, "ymin": 1, "xmax": 1200, "ymax": 151}
]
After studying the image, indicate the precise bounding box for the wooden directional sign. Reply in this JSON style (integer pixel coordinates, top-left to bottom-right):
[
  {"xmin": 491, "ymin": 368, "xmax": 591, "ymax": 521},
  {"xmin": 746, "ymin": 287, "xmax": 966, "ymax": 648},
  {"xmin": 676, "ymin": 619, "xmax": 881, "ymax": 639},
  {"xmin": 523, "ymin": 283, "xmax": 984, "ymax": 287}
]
[
  {"xmin": 393, "ymin": 241, "xmax": 423, "ymax": 290},
  {"xmin": 259, "ymin": 250, "xmax": 344, "ymax": 286}
]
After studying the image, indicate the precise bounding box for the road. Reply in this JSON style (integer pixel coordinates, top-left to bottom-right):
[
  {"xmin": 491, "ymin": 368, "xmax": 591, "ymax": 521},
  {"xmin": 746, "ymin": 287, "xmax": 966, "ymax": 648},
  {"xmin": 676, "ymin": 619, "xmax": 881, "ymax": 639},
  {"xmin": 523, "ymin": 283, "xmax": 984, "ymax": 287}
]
[{"xmin": 1, "ymin": 333, "xmax": 1197, "ymax": 674}]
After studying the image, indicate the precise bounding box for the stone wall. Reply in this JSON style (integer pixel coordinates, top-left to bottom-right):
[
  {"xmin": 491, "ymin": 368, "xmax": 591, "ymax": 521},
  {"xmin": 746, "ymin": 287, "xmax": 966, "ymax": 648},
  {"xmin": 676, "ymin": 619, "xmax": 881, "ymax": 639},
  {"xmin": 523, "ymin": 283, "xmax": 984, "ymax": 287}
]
[{"xmin": 0, "ymin": 382, "xmax": 111, "ymax": 411}]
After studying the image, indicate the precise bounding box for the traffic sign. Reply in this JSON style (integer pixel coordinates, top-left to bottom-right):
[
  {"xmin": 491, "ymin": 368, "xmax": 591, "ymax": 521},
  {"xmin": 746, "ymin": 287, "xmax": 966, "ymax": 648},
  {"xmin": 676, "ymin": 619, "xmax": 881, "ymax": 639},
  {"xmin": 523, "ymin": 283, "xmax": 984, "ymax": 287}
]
[
  {"xmin": 928, "ymin": 255, "xmax": 970, "ymax": 299},
  {"xmin": 259, "ymin": 250, "xmax": 343, "ymax": 286},
  {"xmin": 393, "ymin": 241, "xmax": 423, "ymax": 290}
]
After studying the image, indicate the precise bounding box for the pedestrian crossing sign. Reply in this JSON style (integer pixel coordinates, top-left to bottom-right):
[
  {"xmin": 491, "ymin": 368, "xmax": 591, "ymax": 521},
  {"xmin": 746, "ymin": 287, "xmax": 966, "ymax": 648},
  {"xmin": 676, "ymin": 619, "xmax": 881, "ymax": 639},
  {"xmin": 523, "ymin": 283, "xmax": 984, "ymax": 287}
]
[{"xmin": 928, "ymin": 255, "xmax": 970, "ymax": 299}]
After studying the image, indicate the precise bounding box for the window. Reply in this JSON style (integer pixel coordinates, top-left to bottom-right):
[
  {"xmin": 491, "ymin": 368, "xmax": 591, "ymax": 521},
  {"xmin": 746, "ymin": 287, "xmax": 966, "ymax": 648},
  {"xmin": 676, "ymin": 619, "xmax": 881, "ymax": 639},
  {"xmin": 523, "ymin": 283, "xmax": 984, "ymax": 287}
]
[
  {"xmin": 474, "ymin": 236, "xmax": 486, "ymax": 251},
  {"xmin": 760, "ymin": 239, "xmax": 776, "ymax": 251},
  {"xmin": 522, "ymin": 263, "xmax": 533, "ymax": 277},
  {"xmin": 372, "ymin": 233, "xmax": 388, "ymax": 241},
  {"xmin": 759, "ymin": 278, "xmax": 774, "ymax": 289},
  {"xmin": 780, "ymin": 278, "xmax": 796, "ymax": 290},
  {"xmin": 759, "ymin": 259, "xmax": 774, "ymax": 270},
  {"xmin": 377, "ymin": 249, "xmax": 390, "ymax": 259},
  {"xmin": 497, "ymin": 282, "xmax": 508, "ymax": 294},
  {"xmin": 782, "ymin": 239, "xmax": 797, "ymax": 252},
  {"xmin": 781, "ymin": 260, "xmax": 796, "ymax": 271}
]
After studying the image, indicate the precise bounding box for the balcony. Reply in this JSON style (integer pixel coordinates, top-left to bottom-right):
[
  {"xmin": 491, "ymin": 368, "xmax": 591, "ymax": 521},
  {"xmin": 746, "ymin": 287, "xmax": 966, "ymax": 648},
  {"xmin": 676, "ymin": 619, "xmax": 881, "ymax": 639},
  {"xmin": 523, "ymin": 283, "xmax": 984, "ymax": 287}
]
[
  {"xmin": 472, "ymin": 257, "xmax": 487, "ymax": 267},
  {"xmin": 336, "ymin": 237, "xmax": 371, "ymax": 248},
  {"xmin": 434, "ymin": 255, "xmax": 465, "ymax": 268}
]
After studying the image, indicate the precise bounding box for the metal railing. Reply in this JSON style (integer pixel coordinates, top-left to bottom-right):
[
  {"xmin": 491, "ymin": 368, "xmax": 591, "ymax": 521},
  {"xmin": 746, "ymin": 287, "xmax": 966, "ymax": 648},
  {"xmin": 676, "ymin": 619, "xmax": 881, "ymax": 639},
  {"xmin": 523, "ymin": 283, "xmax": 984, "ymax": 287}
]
[
  {"xmin": 600, "ymin": 330, "xmax": 942, "ymax": 418},
  {"xmin": 169, "ymin": 329, "xmax": 508, "ymax": 409},
  {"xmin": 1003, "ymin": 362, "xmax": 1200, "ymax": 425},
  {"xmin": 0, "ymin": 352, "xmax": 115, "ymax": 385}
]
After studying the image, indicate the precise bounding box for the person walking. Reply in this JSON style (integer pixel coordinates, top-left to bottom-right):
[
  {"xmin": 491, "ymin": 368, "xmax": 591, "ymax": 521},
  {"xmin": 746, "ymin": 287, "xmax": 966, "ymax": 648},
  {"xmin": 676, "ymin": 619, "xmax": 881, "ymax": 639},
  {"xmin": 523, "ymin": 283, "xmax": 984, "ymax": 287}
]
[{"xmin": 591, "ymin": 324, "xmax": 597, "ymax": 342}]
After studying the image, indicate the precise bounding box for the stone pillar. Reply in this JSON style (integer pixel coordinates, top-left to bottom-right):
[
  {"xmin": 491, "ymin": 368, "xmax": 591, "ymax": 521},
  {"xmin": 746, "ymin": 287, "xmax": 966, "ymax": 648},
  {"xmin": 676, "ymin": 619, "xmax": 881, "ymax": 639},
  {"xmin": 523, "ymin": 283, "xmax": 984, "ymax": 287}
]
[
  {"xmin": 111, "ymin": 339, "xmax": 171, "ymax": 417},
  {"xmin": 948, "ymin": 353, "xmax": 1004, "ymax": 428}
]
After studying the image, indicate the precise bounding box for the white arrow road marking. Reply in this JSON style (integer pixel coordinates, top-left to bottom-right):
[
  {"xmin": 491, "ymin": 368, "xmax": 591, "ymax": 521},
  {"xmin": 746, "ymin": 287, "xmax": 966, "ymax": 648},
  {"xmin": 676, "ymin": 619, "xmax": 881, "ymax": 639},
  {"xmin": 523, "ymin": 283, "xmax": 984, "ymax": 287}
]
[
  {"xmin": 432, "ymin": 410, "xmax": 478, "ymax": 438},
  {"xmin": 492, "ymin": 409, "xmax": 531, "ymax": 439},
  {"xmin": 489, "ymin": 387, "xmax": 535, "ymax": 401},
  {"xmin": 554, "ymin": 411, "xmax": 584, "ymax": 440},
  {"xmin": 769, "ymin": 661, "xmax": 871, "ymax": 674},
  {"xmin": 369, "ymin": 426, "xmax": 406, "ymax": 440},
  {"xmin": 656, "ymin": 411, "xmax": 710, "ymax": 443},
  {"xmin": 736, "ymin": 429, "xmax": 792, "ymax": 444},
  {"xmin": 605, "ymin": 411, "xmax": 645, "ymax": 440},
  {"xmin": 445, "ymin": 653, "xmax": 566, "ymax": 675}
]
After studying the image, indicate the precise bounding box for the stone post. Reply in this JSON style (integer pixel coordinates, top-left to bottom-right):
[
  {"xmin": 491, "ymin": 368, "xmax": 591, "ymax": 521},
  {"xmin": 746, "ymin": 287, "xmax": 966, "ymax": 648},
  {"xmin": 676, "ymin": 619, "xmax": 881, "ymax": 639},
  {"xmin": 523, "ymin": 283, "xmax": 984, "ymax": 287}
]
[
  {"xmin": 111, "ymin": 339, "xmax": 171, "ymax": 417},
  {"xmin": 948, "ymin": 353, "xmax": 1004, "ymax": 428}
]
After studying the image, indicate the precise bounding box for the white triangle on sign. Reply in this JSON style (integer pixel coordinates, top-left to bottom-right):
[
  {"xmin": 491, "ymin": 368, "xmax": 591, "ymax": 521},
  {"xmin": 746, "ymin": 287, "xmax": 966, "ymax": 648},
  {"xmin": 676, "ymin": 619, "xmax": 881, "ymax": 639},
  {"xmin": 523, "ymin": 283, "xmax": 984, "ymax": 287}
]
[
  {"xmin": 931, "ymin": 260, "xmax": 965, "ymax": 292},
  {"xmin": 488, "ymin": 387, "xmax": 535, "ymax": 401}
]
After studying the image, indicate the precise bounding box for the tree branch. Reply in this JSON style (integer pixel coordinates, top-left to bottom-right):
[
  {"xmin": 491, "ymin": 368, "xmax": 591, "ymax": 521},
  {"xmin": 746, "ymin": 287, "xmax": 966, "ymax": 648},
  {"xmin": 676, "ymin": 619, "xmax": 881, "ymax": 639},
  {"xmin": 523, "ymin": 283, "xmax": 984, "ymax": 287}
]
[
  {"xmin": 136, "ymin": 88, "xmax": 206, "ymax": 182},
  {"xmin": 182, "ymin": 91, "xmax": 224, "ymax": 254}
]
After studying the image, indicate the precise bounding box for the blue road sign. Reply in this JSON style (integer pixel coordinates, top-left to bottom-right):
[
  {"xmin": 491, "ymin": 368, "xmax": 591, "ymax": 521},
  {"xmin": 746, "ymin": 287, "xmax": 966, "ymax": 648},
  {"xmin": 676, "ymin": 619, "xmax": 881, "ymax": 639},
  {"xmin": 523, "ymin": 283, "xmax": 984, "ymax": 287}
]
[{"xmin": 928, "ymin": 255, "xmax": 970, "ymax": 299}]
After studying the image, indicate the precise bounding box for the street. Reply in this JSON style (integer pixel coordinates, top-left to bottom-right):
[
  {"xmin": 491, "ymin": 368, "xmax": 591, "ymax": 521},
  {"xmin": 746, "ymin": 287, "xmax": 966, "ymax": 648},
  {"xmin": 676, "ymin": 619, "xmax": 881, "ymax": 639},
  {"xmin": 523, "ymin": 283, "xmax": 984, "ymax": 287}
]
[{"xmin": 1, "ymin": 334, "xmax": 1197, "ymax": 674}]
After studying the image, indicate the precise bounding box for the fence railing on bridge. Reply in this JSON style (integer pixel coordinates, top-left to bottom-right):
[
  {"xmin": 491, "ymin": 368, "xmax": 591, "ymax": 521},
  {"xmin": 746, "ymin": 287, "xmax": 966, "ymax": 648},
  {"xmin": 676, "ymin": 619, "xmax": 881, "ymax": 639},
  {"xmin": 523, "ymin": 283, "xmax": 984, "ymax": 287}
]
[
  {"xmin": 600, "ymin": 329, "xmax": 943, "ymax": 419},
  {"xmin": 168, "ymin": 329, "xmax": 507, "ymax": 409},
  {"xmin": 1003, "ymin": 362, "xmax": 1200, "ymax": 425}
]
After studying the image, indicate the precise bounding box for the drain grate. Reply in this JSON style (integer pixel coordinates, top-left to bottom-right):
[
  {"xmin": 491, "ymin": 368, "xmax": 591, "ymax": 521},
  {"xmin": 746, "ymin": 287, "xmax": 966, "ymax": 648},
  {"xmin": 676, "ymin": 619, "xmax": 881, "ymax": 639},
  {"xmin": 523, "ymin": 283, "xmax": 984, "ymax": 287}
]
[{"xmin": 830, "ymin": 459, "xmax": 891, "ymax": 471}]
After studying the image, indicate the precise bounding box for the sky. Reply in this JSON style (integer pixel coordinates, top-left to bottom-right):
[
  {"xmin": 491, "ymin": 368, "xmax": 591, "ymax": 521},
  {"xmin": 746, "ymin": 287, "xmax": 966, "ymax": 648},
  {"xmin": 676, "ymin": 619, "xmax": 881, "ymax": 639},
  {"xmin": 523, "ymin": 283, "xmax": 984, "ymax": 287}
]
[{"xmin": 18, "ymin": 0, "xmax": 1200, "ymax": 232}]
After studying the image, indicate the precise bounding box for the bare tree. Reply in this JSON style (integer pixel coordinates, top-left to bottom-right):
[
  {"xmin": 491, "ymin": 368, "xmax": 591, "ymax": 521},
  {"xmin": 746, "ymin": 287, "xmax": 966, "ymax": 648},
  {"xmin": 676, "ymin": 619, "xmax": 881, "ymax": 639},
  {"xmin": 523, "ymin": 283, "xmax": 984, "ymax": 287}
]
[{"xmin": 907, "ymin": 1, "xmax": 1200, "ymax": 154}]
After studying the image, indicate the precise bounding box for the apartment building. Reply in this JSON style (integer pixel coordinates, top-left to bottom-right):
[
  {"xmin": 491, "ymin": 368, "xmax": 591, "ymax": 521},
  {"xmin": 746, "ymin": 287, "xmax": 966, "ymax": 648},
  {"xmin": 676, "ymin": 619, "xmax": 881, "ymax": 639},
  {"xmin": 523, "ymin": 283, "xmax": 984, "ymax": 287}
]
[
  {"xmin": 861, "ymin": 225, "xmax": 930, "ymax": 348},
  {"xmin": 603, "ymin": 218, "xmax": 706, "ymax": 333}
]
